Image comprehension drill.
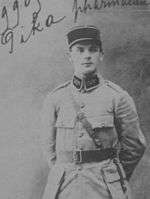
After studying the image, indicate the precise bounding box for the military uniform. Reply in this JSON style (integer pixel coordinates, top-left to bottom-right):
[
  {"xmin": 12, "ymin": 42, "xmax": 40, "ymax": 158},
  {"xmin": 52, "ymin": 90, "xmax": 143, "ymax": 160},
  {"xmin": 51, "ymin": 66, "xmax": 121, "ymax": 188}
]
[
  {"xmin": 41, "ymin": 74, "xmax": 146, "ymax": 199},
  {"xmin": 41, "ymin": 26, "xmax": 146, "ymax": 199}
]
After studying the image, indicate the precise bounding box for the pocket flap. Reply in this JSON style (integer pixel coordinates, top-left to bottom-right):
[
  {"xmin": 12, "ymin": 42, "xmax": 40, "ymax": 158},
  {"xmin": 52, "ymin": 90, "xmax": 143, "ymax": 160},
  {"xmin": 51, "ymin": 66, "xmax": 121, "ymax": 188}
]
[{"xmin": 88, "ymin": 115, "xmax": 114, "ymax": 129}]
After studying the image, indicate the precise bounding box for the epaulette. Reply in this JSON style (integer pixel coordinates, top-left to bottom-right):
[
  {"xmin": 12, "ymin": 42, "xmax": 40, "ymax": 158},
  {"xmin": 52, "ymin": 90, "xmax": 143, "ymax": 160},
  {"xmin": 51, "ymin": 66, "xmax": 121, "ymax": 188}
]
[
  {"xmin": 51, "ymin": 81, "xmax": 71, "ymax": 94},
  {"xmin": 104, "ymin": 80, "xmax": 125, "ymax": 93}
]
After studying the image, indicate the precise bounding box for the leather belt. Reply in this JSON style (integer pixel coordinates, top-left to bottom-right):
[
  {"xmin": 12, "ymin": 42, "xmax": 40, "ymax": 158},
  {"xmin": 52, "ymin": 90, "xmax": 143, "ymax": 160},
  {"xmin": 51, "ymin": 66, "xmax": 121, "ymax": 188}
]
[{"xmin": 58, "ymin": 148, "xmax": 117, "ymax": 164}]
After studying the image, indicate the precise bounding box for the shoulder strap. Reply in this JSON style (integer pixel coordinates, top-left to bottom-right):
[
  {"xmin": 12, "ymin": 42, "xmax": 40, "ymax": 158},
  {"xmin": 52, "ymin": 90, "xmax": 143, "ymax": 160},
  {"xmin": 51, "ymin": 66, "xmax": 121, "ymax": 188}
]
[{"xmin": 68, "ymin": 88, "xmax": 102, "ymax": 147}]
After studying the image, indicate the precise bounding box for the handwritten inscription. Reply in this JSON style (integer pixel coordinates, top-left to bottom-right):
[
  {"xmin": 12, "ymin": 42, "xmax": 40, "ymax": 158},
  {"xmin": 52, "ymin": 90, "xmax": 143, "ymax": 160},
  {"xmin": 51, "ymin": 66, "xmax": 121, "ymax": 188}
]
[
  {"xmin": 0, "ymin": 0, "xmax": 149, "ymax": 53},
  {"xmin": 72, "ymin": 0, "xmax": 149, "ymax": 22},
  {"xmin": 0, "ymin": 0, "xmax": 66, "ymax": 53}
]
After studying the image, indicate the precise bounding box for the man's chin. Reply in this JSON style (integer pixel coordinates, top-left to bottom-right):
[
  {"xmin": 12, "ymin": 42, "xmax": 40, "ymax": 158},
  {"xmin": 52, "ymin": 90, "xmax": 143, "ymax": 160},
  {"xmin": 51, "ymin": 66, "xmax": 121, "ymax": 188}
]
[
  {"xmin": 75, "ymin": 68, "xmax": 96, "ymax": 77},
  {"xmin": 82, "ymin": 68, "xmax": 96, "ymax": 76}
]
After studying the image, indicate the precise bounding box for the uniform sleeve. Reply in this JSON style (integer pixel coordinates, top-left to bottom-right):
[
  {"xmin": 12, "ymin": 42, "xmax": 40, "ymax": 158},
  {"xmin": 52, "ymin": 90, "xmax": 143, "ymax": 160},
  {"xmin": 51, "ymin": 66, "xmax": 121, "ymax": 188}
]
[
  {"xmin": 40, "ymin": 93, "xmax": 57, "ymax": 168},
  {"xmin": 115, "ymin": 92, "xmax": 146, "ymax": 180}
]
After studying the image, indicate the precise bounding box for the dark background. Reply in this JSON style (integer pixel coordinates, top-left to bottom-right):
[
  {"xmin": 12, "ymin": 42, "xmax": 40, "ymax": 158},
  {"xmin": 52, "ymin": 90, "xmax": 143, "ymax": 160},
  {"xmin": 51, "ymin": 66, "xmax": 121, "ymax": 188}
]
[{"xmin": 0, "ymin": 0, "xmax": 149, "ymax": 198}]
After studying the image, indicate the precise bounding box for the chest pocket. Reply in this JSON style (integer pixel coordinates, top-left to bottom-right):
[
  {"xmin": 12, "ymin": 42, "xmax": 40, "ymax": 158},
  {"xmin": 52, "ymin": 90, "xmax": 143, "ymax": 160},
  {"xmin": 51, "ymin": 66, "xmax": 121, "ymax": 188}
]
[{"xmin": 55, "ymin": 103, "xmax": 76, "ymax": 129}]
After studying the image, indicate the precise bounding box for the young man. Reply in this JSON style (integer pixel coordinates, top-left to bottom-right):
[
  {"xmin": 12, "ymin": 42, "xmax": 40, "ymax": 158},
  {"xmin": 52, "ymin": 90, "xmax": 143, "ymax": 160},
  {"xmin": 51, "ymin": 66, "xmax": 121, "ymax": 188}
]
[{"xmin": 41, "ymin": 25, "xmax": 146, "ymax": 199}]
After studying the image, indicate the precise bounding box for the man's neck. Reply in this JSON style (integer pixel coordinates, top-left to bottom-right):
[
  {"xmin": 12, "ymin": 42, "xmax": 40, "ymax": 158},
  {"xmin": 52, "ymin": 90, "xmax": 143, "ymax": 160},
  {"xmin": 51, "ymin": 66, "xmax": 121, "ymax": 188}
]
[
  {"xmin": 72, "ymin": 70, "xmax": 102, "ymax": 92},
  {"xmin": 74, "ymin": 69, "xmax": 98, "ymax": 79}
]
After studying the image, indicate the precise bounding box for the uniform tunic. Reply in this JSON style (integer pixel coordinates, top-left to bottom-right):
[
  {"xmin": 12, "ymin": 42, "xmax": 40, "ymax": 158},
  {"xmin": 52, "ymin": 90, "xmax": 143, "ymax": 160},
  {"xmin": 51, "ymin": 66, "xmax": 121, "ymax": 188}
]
[{"xmin": 41, "ymin": 75, "xmax": 146, "ymax": 199}]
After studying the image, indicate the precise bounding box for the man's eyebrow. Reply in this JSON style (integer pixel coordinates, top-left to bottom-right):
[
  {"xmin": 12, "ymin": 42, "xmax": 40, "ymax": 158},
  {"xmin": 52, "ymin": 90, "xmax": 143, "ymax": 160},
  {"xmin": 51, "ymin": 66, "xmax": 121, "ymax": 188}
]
[
  {"xmin": 77, "ymin": 46, "xmax": 84, "ymax": 49},
  {"xmin": 90, "ymin": 45, "xmax": 98, "ymax": 48}
]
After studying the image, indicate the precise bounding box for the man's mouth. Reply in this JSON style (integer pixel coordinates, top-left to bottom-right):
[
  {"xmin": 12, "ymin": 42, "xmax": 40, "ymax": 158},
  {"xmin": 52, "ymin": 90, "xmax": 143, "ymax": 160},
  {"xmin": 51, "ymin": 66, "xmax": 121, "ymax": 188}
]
[{"xmin": 82, "ymin": 62, "xmax": 93, "ymax": 67}]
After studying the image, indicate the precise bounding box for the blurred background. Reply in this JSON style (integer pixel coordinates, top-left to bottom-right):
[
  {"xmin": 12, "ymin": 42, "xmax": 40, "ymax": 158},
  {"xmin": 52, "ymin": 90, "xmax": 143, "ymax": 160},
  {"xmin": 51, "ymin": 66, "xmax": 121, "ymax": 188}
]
[{"xmin": 0, "ymin": 0, "xmax": 150, "ymax": 198}]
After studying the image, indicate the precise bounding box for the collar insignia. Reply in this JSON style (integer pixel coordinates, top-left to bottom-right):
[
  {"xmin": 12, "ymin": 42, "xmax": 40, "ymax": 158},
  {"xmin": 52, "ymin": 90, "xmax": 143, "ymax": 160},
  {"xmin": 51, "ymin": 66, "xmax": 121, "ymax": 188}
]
[
  {"xmin": 73, "ymin": 73, "xmax": 100, "ymax": 92},
  {"xmin": 73, "ymin": 75, "xmax": 82, "ymax": 90}
]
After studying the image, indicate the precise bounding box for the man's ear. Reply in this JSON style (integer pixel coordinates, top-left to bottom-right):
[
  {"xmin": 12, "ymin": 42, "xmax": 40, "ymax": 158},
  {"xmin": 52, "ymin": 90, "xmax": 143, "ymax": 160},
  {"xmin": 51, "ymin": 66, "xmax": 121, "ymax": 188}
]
[
  {"xmin": 67, "ymin": 51, "xmax": 72, "ymax": 63},
  {"xmin": 99, "ymin": 52, "xmax": 104, "ymax": 61}
]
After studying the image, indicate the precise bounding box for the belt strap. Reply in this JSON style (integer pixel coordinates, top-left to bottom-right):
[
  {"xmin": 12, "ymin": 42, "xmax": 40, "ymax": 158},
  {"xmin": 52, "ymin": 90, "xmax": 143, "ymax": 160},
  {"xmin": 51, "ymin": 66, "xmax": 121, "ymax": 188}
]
[{"xmin": 57, "ymin": 148, "xmax": 117, "ymax": 164}]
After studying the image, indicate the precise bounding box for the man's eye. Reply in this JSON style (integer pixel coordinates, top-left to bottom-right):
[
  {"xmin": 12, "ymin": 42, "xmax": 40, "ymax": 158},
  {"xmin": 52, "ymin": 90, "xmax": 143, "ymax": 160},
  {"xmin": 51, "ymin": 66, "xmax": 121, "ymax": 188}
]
[
  {"xmin": 77, "ymin": 47, "xmax": 84, "ymax": 52},
  {"xmin": 90, "ymin": 47, "xmax": 99, "ymax": 52}
]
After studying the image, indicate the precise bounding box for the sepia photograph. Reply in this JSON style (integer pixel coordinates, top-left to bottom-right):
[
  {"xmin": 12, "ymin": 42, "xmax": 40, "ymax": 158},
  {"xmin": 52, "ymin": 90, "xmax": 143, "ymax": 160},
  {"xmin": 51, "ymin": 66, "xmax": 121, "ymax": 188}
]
[{"xmin": 0, "ymin": 0, "xmax": 149, "ymax": 199}]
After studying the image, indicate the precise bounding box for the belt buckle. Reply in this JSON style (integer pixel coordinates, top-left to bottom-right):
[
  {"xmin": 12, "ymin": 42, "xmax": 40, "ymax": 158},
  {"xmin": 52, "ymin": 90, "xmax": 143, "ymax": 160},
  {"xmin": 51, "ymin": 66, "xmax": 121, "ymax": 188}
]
[{"xmin": 73, "ymin": 150, "xmax": 83, "ymax": 164}]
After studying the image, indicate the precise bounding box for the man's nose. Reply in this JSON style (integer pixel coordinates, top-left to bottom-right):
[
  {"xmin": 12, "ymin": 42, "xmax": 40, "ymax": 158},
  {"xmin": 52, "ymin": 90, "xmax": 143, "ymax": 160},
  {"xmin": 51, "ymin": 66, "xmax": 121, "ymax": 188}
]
[{"xmin": 83, "ymin": 50, "xmax": 91, "ymax": 60}]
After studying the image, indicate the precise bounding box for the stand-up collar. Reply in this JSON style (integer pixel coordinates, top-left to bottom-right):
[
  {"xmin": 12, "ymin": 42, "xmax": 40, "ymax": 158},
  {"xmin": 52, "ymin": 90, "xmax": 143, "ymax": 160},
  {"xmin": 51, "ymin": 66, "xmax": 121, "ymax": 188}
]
[{"xmin": 72, "ymin": 72, "xmax": 102, "ymax": 92}]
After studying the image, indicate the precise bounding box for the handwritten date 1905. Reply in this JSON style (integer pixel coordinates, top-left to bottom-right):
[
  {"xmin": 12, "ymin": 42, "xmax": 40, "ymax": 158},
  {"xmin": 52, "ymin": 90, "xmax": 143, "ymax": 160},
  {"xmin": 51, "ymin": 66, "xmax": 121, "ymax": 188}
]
[{"xmin": 0, "ymin": 0, "xmax": 66, "ymax": 53}]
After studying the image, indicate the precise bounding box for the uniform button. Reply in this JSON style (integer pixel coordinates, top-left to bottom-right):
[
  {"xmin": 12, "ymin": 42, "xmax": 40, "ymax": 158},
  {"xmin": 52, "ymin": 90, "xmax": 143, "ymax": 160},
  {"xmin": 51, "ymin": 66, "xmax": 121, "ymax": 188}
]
[
  {"xmin": 77, "ymin": 165, "xmax": 83, "ymax": 171},
  {"xmin": 80, "ymin": 103, "xmax": 85, "ymax": 109},
  {"xmin": 101, "ymin": 122, "xmax": 105, "ymax": 127},
  {"xmin": 79, "ymin": 132, "xmax": 84, "ymax": 137},
  {"xmin": 79, "ymin": 146, "xmax": 84, "ymax": 150}
]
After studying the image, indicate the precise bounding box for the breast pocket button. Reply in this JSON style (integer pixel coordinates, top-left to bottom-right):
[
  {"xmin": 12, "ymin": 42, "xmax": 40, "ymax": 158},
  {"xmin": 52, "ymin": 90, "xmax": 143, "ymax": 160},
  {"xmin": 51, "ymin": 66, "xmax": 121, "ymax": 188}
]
[{"xmin": 79, "ymin": 132, "xmax": 84, "ymax": 137}]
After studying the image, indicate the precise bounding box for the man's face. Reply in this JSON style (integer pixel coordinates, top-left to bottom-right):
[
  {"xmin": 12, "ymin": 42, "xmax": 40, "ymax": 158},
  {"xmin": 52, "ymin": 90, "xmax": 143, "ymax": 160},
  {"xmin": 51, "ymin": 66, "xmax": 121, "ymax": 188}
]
[{"xmin": 69, "ymin": 41, "xmax": 103, "ymax": 76}]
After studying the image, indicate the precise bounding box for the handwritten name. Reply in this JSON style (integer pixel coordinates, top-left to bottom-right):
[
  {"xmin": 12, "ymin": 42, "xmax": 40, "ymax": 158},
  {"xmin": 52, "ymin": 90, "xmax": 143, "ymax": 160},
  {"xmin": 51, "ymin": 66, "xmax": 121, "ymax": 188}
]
[
  {"xmin": 72, "ymin": 0, "xmax": 149, "ymax": 22},
  {"xmin": 0, "ymin": 0, "xmax": 66, "ymax": 53}
]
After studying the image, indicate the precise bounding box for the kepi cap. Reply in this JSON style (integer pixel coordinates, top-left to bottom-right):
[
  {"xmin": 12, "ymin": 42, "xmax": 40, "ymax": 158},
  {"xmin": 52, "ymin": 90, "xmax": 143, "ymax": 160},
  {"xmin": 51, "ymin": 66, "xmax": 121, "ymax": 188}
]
[{"xmin": 67, "ymin": 25, "xmax": 101, "ymax": 49}]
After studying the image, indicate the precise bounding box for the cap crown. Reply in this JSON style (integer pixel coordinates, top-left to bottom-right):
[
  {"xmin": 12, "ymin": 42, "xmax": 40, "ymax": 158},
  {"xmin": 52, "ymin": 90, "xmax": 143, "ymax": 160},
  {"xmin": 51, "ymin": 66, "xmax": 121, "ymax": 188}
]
[{"xmin": 67, "ymin": 25, "xmax": 101, "ymax": 48}]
